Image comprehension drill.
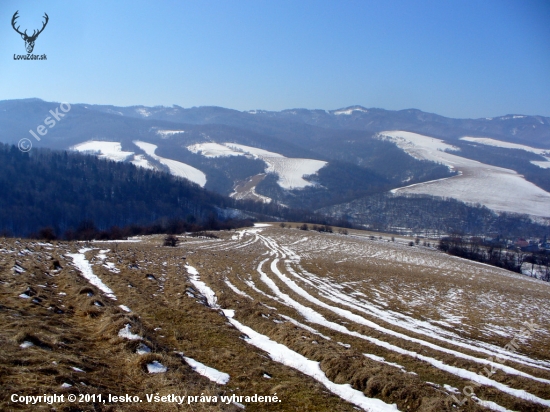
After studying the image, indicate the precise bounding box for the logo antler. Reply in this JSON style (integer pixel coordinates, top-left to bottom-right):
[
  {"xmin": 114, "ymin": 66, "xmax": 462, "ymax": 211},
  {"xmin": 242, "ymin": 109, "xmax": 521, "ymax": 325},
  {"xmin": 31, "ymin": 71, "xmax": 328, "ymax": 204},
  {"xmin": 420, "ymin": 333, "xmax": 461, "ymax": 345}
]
[{"xmin": 11, "ymin": 11, "xmax": 49, "ymax": 54}]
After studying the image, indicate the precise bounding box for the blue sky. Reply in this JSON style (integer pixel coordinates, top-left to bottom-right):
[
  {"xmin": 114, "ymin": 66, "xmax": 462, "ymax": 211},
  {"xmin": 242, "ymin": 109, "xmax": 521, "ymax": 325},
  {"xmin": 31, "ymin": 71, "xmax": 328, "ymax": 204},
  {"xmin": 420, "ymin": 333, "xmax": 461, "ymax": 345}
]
[{"xmin": 1, "ymin": 0, "xmax": 549, "ymax": 118}]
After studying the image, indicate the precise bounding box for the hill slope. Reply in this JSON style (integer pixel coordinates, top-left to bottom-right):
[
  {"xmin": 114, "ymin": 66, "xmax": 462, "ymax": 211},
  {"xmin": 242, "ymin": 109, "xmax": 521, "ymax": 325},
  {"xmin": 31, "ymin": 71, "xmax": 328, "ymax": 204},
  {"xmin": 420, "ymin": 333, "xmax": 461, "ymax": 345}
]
[
  {"xmin": 2, "ymin": 225, "xmax": 550, "ymax": 411},
  {"xmin": 1, "ymin": 99, "xmax": 549, "ymax": 222},
  {"xmin": 0, "ymin": 144, "xmax": 240, "ymax": 237}
]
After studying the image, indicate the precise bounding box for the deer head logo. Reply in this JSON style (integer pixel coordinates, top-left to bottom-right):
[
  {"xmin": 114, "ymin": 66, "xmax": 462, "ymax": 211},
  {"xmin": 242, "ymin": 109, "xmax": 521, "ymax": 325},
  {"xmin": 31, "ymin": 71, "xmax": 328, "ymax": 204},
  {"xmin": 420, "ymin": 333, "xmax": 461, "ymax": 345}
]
[{"xmin": 11, "ymin": 11, "xmax": 49, "ymax": 54}]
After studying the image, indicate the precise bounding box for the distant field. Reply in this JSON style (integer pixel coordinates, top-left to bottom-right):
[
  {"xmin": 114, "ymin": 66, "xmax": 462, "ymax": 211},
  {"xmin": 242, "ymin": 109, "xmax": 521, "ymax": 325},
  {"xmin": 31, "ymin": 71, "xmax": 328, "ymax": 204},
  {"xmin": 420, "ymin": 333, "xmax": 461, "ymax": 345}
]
[
  {"xmin": 1, "ymin": 225, "xmax": 549, "ymax": 411},
  {"xmin": 460, "ymin": 137, "xmax": 550, "ymax": 169},
  {"xmin": 379, "ymin": 131, "xmax": 550, "ymax": 218}
]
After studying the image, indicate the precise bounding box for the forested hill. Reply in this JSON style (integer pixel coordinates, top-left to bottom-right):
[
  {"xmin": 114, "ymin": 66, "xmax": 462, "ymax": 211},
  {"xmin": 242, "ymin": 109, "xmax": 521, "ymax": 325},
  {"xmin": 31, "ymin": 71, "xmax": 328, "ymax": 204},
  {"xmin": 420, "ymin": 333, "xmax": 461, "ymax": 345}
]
[{"xmin": 0, "ymin": 144, "xmax": 246, "ymax": 238}]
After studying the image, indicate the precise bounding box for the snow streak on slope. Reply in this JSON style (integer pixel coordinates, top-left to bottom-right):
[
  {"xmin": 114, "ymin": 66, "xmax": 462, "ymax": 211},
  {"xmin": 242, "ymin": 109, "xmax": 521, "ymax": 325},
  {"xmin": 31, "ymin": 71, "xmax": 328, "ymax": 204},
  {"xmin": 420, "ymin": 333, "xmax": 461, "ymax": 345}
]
[
  {"xmin": 183, "ymin": 356, "xmax": 230, "ymax": 385},
  {"xmin": 224, "ymin": 310, "xmax": 400, "ymax": 412},
  {"xmin": 183, "ymin": 257, "xmax": 398, "ymax": 411},
  {"xmin": 72, "ymin": 141, "xmax": 134, "ymax": 162},
  {"xmin": 188, "ymin": 142, "xmax": 327, "ymax": 190},
  {"xmin": 246, "ymin": 253, "xmax": 550, "ymax": 405},
  {"xmin": 379, "ymin": 131, "xmax": 550, "ymax": 218},
  {"xmin": 67, "ymin": 248, "xmax": 117, "ymax": 300},
  {"xmin": 460, "ymin": 136, "xmax": 550, "ymax": 169},
  {"xmin": 185, "ymin": 265, "xmax": 218, "ymax": 307},
  {"xmin": 224, "ymin": 143, "xmax": 327, "ymax": 189},
  {"xmin": 134, "ymin": 141, "xmax": 206, "ymax": 187},
  {"xmin": 130, "ymin": 154, "xmax": 156, "ymax": 170},
  {"xmin": 187, "ymin": 226, "xmax": 550, "ymax": 410}
]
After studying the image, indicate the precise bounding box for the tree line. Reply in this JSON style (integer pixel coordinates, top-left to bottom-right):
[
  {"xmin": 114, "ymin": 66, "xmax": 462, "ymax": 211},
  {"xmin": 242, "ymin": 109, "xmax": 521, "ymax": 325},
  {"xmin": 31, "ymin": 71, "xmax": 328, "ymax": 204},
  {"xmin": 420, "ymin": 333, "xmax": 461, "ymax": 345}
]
[
  {"xmin": 34, "ymin": 215, "xmax": 254, "ymax": 241},
  {"xmin": 438, "ymin": 234, "xmax": 549, "ymax": 281},
  {"xmin": 0, "ymin": 144, "xmax": 353, "ymax": 239},
  {"xmin": 321, "ymin": 193, "xmax": 550, "ymax": 239}
]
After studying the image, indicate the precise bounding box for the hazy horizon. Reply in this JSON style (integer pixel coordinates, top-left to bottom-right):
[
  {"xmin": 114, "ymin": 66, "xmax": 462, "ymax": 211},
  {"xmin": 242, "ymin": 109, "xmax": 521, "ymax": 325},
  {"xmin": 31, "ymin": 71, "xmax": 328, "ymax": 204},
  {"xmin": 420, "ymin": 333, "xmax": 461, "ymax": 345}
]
[
  {"xmin": 6, "ymin": 96, "xmax": 550, "ymax": 120},
  {"xmin": 1, "ymin": 0, "xmax": 549, "ymax": 118}
]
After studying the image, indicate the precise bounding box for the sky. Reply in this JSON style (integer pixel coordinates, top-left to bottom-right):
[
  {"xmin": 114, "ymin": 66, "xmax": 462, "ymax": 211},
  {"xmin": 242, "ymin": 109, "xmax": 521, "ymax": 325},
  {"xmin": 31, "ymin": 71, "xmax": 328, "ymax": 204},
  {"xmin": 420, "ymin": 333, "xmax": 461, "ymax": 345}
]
[{"xmin": 0, "ymin": 0, "xmax": 549, "ymax": 118}]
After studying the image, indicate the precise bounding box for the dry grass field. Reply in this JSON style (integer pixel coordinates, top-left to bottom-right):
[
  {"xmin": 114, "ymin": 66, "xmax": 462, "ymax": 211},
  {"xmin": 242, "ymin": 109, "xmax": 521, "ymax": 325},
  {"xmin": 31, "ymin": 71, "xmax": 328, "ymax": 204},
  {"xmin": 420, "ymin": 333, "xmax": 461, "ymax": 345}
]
[{"xmin": 1, "ymin": 224, "xmax": 549, "ymax": 411}]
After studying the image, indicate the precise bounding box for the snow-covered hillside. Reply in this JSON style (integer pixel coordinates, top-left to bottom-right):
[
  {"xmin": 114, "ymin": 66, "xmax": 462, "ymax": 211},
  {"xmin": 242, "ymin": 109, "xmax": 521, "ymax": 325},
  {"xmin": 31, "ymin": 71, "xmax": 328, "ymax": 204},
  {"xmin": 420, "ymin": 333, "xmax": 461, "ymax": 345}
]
[
  {"xmin": 72, "ymin": 141, "xmax": 134, "ymax": 162},
  {"xmin": 379, "ymin": 131, "xmax": 550, "ymax": 218},
  {"xmin": 187, "ymin": 142, "xmax": 244, "ymax": 158},
  {"xmin": 70, "ymin": 140, "xmax": 206, "ymax": 186},
  {"xmin": 130, "ymin": 154, "xmax": 156, "ymax": 170},
  {"xmin": 155, "ymin": 129, "xmax": 185, "ymax": 138},
  {"xmin": 333, "ymin": 107, "xmax": 369, "ymax": 115},
  {"xmin": 461, "ymin": 136, "xmax": 550, "ymax": 169},
  {"xmin": 190, "ymin": 142, "xmax": 327, "ymax": 190},
  {"xmin": 134, "ymin": 141, "xmax": 206, "ymax": 187}
]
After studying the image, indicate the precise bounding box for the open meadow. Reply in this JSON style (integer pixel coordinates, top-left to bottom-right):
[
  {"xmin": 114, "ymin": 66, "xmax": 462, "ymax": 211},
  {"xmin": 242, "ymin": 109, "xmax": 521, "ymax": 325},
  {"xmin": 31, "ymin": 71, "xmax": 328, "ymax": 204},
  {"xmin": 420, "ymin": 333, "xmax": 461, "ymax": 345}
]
[{"xmin": 1, "ymin": 224, "xmax": 549, "ymax": 411}]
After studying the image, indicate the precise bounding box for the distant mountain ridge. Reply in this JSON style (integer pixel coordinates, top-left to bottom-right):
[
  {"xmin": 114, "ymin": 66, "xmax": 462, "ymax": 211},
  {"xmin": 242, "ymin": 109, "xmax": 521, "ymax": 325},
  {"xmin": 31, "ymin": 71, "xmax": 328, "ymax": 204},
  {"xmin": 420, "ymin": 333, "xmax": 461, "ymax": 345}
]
[
  {"xmin": 0, "ymin": 98, "xmax": 548, "ymax": 223},
  {"xmin": 87, "ymin": 102, "xmax": 550, "ymax": 147},
  {"xmin": 1, "ymin": 98, "xmax": 549, "ymax": 147}
]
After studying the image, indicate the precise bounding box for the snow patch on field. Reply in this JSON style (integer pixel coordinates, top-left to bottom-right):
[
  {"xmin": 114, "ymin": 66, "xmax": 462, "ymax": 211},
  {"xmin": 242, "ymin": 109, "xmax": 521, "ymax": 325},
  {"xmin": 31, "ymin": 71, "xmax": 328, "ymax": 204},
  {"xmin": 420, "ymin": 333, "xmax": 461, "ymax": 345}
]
[
  {"xmin": 72, "ymin": 141, "xmax": 134, "ymax": 162},
  {"xmin": 72, "ymin": 141, "xmax": 160, "ymax": 172},
  {"xmin": 280, "ymin": 314, "xmax": 331, "ymax": 340},
  {"xmin": 472, "ymin": 397, "xmax": 514, "ymax": 411},
  {"xmin": 185, "ymin": 265, "xmax": 218, "ymax": 307},
  {"xmin": 68, "ymin": 249, "xmax": 117, "ymax": 300},
  {"xmin": 364, "ymin": 353, "xmax": 406, "ymax": 371},
  {"xmin": 460, "ymin": 137, "xmax": 549, "ymax": 155},
  {"xmin": 118, "ymin": 324, "xmax": 141, "ymax": 340},
  {"xmin": 225, "ymin": 279, "xmax": 253, "ymax": 299},
  {"xmin": 134, "ymin": 141, "xmax": 206, "ymax": 187},
  {"xmin": 147, "ymin": 361, "xmax": 167, "ymax": 373},
  {"xmin": 183, "ymin": 356, "xmax": 230, "ymax": 384},
  {"xmin": 378, "ymin": 131, "xmax": 459, "ymax": 161},
  {"xmin": 223, "ymin": 310, "xmax": 399, "ymax": 411},
  {"xmin": 380, "ymin": 131, "xmax": 550, "ymax": 218}
]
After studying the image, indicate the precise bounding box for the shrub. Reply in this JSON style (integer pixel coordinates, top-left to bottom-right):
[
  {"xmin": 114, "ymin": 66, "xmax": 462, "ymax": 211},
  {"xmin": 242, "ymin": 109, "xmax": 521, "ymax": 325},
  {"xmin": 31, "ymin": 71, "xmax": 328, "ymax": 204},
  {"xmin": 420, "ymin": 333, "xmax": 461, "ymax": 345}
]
[{"xmin": 163, "ymin": 235, "xmax": 179, "ymax": 247}]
